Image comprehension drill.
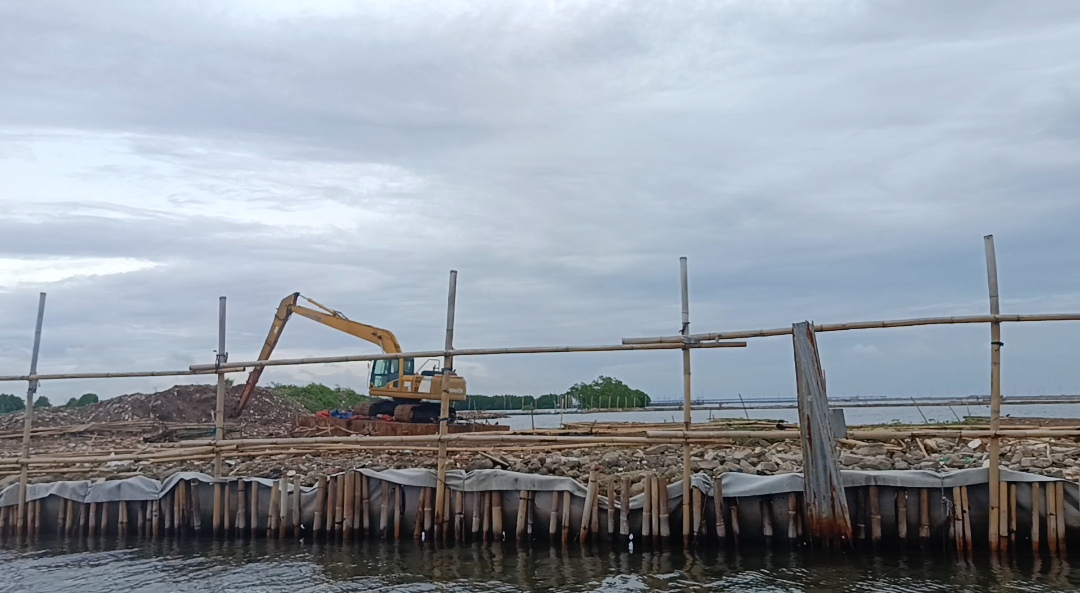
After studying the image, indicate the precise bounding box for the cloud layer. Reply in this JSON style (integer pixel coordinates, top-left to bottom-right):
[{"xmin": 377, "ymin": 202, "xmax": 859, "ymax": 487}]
[{"xmin": 2, "ymin": 1, "xmax": 1080, "ymax": 403}]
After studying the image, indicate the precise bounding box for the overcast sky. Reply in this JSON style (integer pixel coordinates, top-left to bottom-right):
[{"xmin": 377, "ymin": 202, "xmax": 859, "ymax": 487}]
[{"xmin": 1, "ymin": 1, "xmax": 1079, "ymax": 404}]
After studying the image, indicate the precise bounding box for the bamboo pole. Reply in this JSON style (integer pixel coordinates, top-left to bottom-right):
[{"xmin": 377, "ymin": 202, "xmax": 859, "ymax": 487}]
[
  {"xmin": 54, "ymin": 495, "xmax": 66, "ymax": 537},
  {"xmin": 315, "ymin": 476, "xmax": 327, "ymax": 537},
  {"xmin": 787, "ymin": 492, "xmax": 798, "ymax": 542},
  {"xmin": 481, "ymin": 491, "xmax": 492, "ymax": 542},
  {"xmin": 761, "ymin": 498, "xmax": 773, "ymax": 544},
  {"xmin": 278, "ymin": 477, "xmax": 288, "ymax": 540},
  {"xmin": 222, "ymin": 482, "xmax": 230, "ymax": 535},
  {"xmin": 472, "ymin": 490, "xmax": 482, "ymax": 541},
  {"xmin": 177, "ymin": 480, "xmax": 187, "ymax": 533},
  {"xmin": 343, "ymin": 470, "xmax": 354, "ymax": 540},
  {"xmin": 729, "ymin": 499, "xmax": 740, "ymax": 543},
  {"xmin": 549, "ymin": 491, "xmax": 560, "ymax": 541},
  {"xmin": 984, "ymin": 235, "xmax": 1003, "ymax": 553},
  {"xmin": 151, "ymin": 499, "xmax": 160, "ymax": 539},
  {"xmin": 623, "ymin": 313, "xmax": 1080, "ymax": 345},
  {"xmin": 424, "ymin": 487, "xmax": 435, "ymax": 539},
  {"xmin": 658, "ymin": 477, "xmax": 670, "ymax": 541},
  {"xmin": 250, "ymin": 479, "xmax": 259, "ymax": 538},
  {"xmin": 454, "ymin": 488, "xmax": 465, "ymax": 542},
  {"xmin": 100, "ymin": 501, "xmax": 109, "ymax": 537},
  {"xmin": 1056, "ymin": 481, "xmax": 1067, "ymax": 555},
  {"xmin": 679, "ymin": 256, "xmax": 693, "ymax": 545},
  {"xmin": 334, "ymin": 473, "xmax": 345, "ymax": 535},
  {"xmin": 361, "ymin": 474, "xmax": 371, "ymax": 536},
  {"xmin": 561, "ymin": 491, "xmax": 571, "ymax": 544},
  {"xmin": 953, "ymin": 486, "xmax": 964, "ymax": 553},
  {"xmin": 690, "ymin": 486, "xmax": 703, "ymax": 539},
  {"xmin": 492, "ymin": 490, "xmax": 504, "ymax": 541},
  {"xmin": 118, "ymin": 500, "xmax": 127, "ymax": 536},
  {"xmin": 212, "ymin": 483, "xmax": 222, "ymax": 537},
  {"xmin": 1032, "ymin": 482, "xmax": 1041, "ymax": 554},
  {"xmin": 642, "ymin": 476, "xmax": 652, "ymax": 540},
  {"xmin": 136, "ymin": 500, "xmax": 145, "ymax": 537},
  {"xmin": 620, "ymin": 477, "xmax": 631, "ymax": 539},
  {"xmin": 17, "ymin": 292, "xmax": 46, "ymax": 539},
  {"xmin": 237, "ymin": 480, "xmax": 247, "ymax": 533},
  {"xmin": 516, "ymin": 490, "xmax": 529, "ymax": 541},
  {"xmin": 434, "ymin": 271, "xmax": 456, "ymax": 543},
  {"xmin": 393, "ymin": 485, "xmax": 403, "ymax": 541},
  {"xmin": 294, "ymin": 475, "xmax": 302, "ymax": 539},
  {"xmin": 1048, "ymin": 481, "xmax": 1059, "ymax": 555},
  {"xmin": 88, "ymin": 499, "xmax": 98, "ymax": 535},
  {"xmin": 714, "ymin": 476, "xmax": 726, "ymax": 540},
  {"xmin": 414, "ymin": 488, "xmax": 426, "ymax": 540},
  {"xmin": 606, "ymin": 479, "xmax": 616, "ymax": 539},
  {"xmin": 870, "ymin": 486, "xmax": 881, "ymax": 547},
  {"xmin": 1009, "ymin": 482, "xmax": 1017, "ymax": 549},
  {"xmin": 214, "ymin": 296, "xmax": 227, "ymax": 477},
  {"xmin": 526, "ymin": 490, "xmax": 534, "ymax": 539},
  {"xmin": 855, "ymin": 488, "xmax": 866, "ymax": 543},
  {"xmin": 579, "ymin": 471, "xmax": 598, "ymax": 543},
  {"xmin": 268, "ymin": 479, "xmax": 279, "ymax": 538},
  {"xmin": 379, "ymin": 481, "xmax": 389, "ymax": 539},
  {"xmin": 897, "ymin": 488, "xmax": 908, "ymax": 542},
  {"xmin": 919, "ymin": 489, "xmax": 930, "ymax": 548},
  {"xmin": 0, "ymin": 505, "xmax": 7, "ymax": 537},
  {"xmin": 164, "ymin": 491, "xmax": 174, "ymax": 534},
  {"xmin": 999, "ymin": 480, "xmax": 1009, "ymax": 553}
]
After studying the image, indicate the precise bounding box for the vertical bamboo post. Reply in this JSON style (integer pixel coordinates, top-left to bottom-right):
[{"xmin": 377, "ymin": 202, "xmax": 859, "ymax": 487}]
[
  {"xmin": 658, "ymin": 477, "xmax": 671, "ymax": 541},
  {"xmin": 414, "ymin": 488, "xmax": 427, "ymax": 540},
  {"xmin": 1056, "ymin": 481, "xmax": 1067, "ymax": 555},
  {"xmin": 28, "ymin": 499, "xmax": 37, "ymax": 538},
  {"xmin": 918, "ymin": 489, "xmax": 930, "ymax": 548},
  {"xmin": 325, "ymin": 475, "xmax": 335, "ymax": 534},
  {"xmin": 268, "ymin": 480, "xmax": 280, "ymax": 538},
  {"xmin": 250, "ymin": 479, "xmax": 259, "ymax": 538},
  {"xmin": 100, "ymin": 501, "xmax": 109, "ymax": 537},
  {"xmin": 164, "ymin": 491, "xmax": 173, "ymax": 535},
  {"xmin": 393, "ymin": 485, "xmax": 403, "ymax": 541},
  {"xmin": 118, "ymin": 500, "xmax": 127, "ymax": 536},
  {"xmin": 212, "ymin": 482, "xmax": 222, "ymax": 537},
  {"xmin": 516, "ymin": 490, "xmax": 529, "ymax": 542},
  {"xmin": 56, "ymin": 496, "xmax": 66, "ymax": 536},
  {"xmin": 472, "ymin": 489, "xmax": 483, "ymax": 540},
  {"xmin": 213, "ymin": 296, "xmax": 227, "ymax": 477},
  {"xmin": 17, "ymin": 292, "xmax": 46, "ymax": 539},
  {"xmin": 579, "ymin": 471, "xmax": 598, "ymax": 543},
  {"xmin": 526, "ymin": 490, "xmax": 534, "ymax": 539},
  {"xmin": 678, "ymin": 256, "xmax": 693, "ymax": 545},
  {"xmin": 424, "ymin": 487, "xmax": 436, "ymax": 538},
  {"xmin": 855, "ymin": 488, "xmax": 866, "ymax": 544},
  {"xmin": 761, "ymin": 498, "xmax": 773, "ymax": 544},
  {"xmin": 334, "ymin": 473, "xmax": 345, "ymax": 536},
  {"xmin": 176, "ymin": 480, "xmax": 186, "ymax": 534},
  {"xmin": 454, "ymin": 489, "xmax": 465, "ymax": 542},
  {"xmin": 952, "ymin": 486, "xmax": 964, "ymax": 553},
  {"xmin": 869, "ymin": 486, "xmax": 881, "ymax": 547},
  {"xmin": 0, "ymin": 505, "xmax": 7, "ymax": 537},
  {"xmin": 1048, "ymin": 481, "xmax": 1059, "ymax": 555},
  {"xmin": 66, "ymin": 499, "xmax": 76, "ymax": 536},
  {"xmin": 343, "ymin": 471, "xmax": 355, "ymax": 540},
  {"xmin": 476, "ymin": 490, "xmax": 487, "ymax": 542},
  {"xmin": 278, "ymin": 477, "xmax": 288, "ymax": 540},
  {"xmin": 136, "ymin": 500, "xmax": 145, "ymax": 537},
  {"xmin": 1032, "ymin": 482, "xmax": 1041, "ymax": 554},
  {"xmin": 152, "ymin": 499, "xmax": 162, "ymax": 539},
  {"xmin": 88, "ymin": 499, "xmax": 98, "ymax": 535},
  {"xmin": 984, "ymin": 235, "xmax": 1003, "ymax": 553},
  {"xmin": 607, "ymin": 479, "xmax": 617, "ymax": 540},
  {"xmin": 642, "ymin": 476, "xmax": 653, "ymax": 540},
  {"xmin": 361, "ymin": 474, "xmax": 371, "ymax": 536},
  {"xmin": 897, "ymin": 488, "xmax": 908, "ymax": 542},
  {"xmin": 434, "ymin": 271, "xmax": 457, "ymax": 543},
  {"xmin": 691, "ymin": 486, "xmax": 703, "ymax": 539},
  {"xmin": 379, "ymin": 481, "xmax": 389, "ymax": 539},
  {"xmin": 729, "ymin": 499, "xmax": 740, "ymax": 543},
  {"xmin": 651, "ymin": 476, "xmax": 661, "ymax": 542},
  {"xmin": 788, "ymin": 492, "xmax": 798, "ymax": 542},
  {"xmin": 999, "ymin": 480, "xmax": 1009, "ymax": 553},
  {"xmin": 294, "ymin": 475, "xmax": 302, "ymax": 539},
  {"xmin": 222, "ymin": 482, "xmax": 230, "ymax": 535},
  {"xmin": 961, "ymin": 486, "xmax": 973, "ymax": 553},
  {"xmin": 620, "ymin": 477, "xmax": 631, "ymax": 539},
  {"xmin": 237, "ymin": 480, "xmax": 247, "ymax": 534},
  {"xmin": 560, "ymin": 491, "xmax": 571, "ymax": 544},
  {"xmin": 491, "ymin": 490, "xmax": 503, "ymax": 541},
  {"xmin": 549, "ymin": 491, "xmax": 560, "ymax": 541},
  {"xmin": 713, "ymin": 476, "xmax": 726, "ymax": 541},
  {"xmin": 1009, "ymin": 482, "xmax": 1017, "ymax": 549},
  {"xmin": 315, "ymin": 476, "xmax": 327, "ymax": 538}
]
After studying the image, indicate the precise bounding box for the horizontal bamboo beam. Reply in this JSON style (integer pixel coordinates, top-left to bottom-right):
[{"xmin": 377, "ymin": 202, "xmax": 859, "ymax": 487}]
[
  {"xmin": 0, "ymin": 367, "xmax": 248, "ymax": 383},
  {"xmin": 648, "ymin": 429, "xmax": 1080, "ymax": 440},
  {"xmin": 623, "ymin": 313, "xmax": 1080, "ymax": 345},
  {"xmin": 189, "ymin": 341, "xmax": 746, "ymax": 373}
]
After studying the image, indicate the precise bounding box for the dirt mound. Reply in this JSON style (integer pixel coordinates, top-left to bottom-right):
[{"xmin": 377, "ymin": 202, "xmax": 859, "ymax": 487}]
[{"xmin": 0, "ymin": 384, "xmax": 308, "ymax": 433}]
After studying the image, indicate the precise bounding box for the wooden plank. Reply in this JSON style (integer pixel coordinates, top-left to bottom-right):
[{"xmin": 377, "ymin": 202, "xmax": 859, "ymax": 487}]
[{"xmin": 792, "ymin": 321, "xmax": 852, "ymax": 547}]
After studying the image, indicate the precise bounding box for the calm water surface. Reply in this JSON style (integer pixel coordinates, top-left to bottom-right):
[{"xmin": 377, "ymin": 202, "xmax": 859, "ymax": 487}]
[{"xmin": 3, "ymin": 538, "xmax": 1079, "ymax": 593}]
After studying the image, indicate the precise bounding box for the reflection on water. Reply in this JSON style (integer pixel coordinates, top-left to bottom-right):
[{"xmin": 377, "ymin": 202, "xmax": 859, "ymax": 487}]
[{"xmin": 2, "ymin": 537, "xmax": 1080, "ymax": 592}]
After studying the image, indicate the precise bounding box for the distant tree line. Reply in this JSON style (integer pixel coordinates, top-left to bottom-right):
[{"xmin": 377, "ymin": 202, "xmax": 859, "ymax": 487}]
[
  {"xmin": 464, "ymin": 376, "xmax": 651, "ymax": 411},
  {"xmin": 0, "ymin": 392, "xmax": 97, "ymax": 413}
]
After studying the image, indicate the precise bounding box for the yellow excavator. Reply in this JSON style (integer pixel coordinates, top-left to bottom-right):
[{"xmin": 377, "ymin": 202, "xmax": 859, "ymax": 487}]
[{"xmin": 235, "ymin": 292, "xmax": 467, "ymax": 423}]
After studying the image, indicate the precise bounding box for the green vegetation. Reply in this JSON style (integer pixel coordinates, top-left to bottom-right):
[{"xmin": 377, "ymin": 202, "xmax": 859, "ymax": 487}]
[
  {"xmin": 33, "ymin": 396, "xmax": 52, "ymax": 409},
  {"xmin": 269, "ymin": 383, "xmax": 370, "ymax": 413},
  {"xmin": 65, "ymin": 393, "xmax": 99, "ymax": 409},
  {"xmin": 565, "ymin": 376, "xmax": 650, "ymax": 410},
  {"xmin": 0, "ymin": 394, "xmax": 23, "ymax": 414},
  {"xmin": 465, "ymin": 376, "xmax": 651, "ymax": 411}
]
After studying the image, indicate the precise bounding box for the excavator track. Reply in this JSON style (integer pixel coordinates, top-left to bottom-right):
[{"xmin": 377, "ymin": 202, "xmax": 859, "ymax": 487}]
[{"xmin": 392, "ymin": 403, "xmax": 456, "ymax": 424}]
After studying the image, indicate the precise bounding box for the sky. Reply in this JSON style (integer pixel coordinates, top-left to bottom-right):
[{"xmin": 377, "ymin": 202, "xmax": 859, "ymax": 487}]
[{"xmin": 1, "ymin": 0, "xmax": 1079, "ymax": 404}]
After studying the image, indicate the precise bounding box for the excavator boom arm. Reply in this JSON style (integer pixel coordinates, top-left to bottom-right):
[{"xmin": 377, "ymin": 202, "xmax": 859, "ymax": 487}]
[{"xmin": 234, "ymin": 293, "xmax": 404, "ymax": 415}]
